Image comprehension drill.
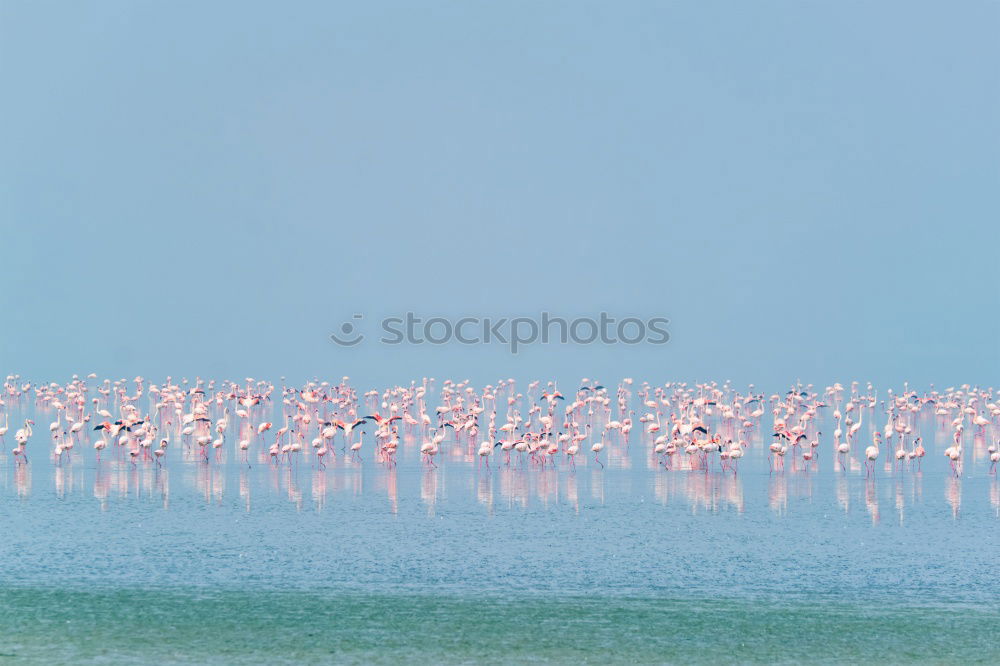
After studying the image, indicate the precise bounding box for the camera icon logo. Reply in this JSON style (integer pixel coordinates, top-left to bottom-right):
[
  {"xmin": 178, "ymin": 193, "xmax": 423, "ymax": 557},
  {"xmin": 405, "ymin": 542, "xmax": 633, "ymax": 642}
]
[{"xmin": 330, "ymin": 314, "xmax": 365, "ymax": 346}]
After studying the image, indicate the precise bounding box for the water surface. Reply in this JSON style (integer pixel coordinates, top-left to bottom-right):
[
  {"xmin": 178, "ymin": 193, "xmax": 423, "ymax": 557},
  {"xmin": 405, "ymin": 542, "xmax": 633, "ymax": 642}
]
[{"xmin": 2, "ymin": 401, "xmax": 997, "ymax": 663}]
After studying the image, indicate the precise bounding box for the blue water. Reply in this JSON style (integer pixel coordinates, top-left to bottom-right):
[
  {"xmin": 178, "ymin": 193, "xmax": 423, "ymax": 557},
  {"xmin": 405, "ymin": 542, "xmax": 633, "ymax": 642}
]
[{"xmin": 1, "ymin": 394, "xmax": 998, "ymax": 662}]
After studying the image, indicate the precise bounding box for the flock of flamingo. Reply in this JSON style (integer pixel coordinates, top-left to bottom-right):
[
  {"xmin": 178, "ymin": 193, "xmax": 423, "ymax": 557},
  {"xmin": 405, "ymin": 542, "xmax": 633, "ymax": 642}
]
[{"xmin": 1, "ymin": 375, "xmax": 998, "ymax": 482}]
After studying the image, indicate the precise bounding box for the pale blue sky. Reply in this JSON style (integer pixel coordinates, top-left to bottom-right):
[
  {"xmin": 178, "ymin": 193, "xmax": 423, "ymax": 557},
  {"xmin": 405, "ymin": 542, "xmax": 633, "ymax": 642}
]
[{"xmin": 2, "ymin": 1, "xmax": 997, "ymax": 389}]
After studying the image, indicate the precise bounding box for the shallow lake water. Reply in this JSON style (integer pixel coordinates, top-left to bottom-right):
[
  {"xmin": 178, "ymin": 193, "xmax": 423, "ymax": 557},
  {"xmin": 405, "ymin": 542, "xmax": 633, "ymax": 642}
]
[{"xmin": 2, "ymin": 396, "xmax": 998, "ymax": 663}]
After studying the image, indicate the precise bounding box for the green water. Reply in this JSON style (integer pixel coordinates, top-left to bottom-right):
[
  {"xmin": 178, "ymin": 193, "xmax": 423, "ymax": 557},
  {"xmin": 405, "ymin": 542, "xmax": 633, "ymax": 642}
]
[{"xmin": 1, "ymin": 588, "xmax": 997, "ymax": 664}]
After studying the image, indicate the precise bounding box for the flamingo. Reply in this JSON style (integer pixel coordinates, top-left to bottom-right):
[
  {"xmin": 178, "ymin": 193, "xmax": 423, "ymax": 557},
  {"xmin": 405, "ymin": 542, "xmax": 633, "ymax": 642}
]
[
  {"xmin": 239, "ymin": 438, "xmax": 251, "ymax": 466},
  {"xmin": 93, "ymin": 436, "xmax": 107, "ymax": 461},
  {"xmin": 837, "ymin": 439, "xmax": 851, "ymax": 470},
  {"xmin": 864, "ymin": 433, "xmax": 881, "ymax": 477},
  {"xmin": 477, "ymin": 441, "xmax": 498, "ymax": 468},
  {"xmin": 565, "ymin": 441, "xmax": 580, "ymax": 468},
  {"xmin": 212, "ymin": 434, "xmax": 225, "ymax": 460},
  {"xmin": 769, "ymin": 436, "xmax": 785, "ymax": 472},
  {"xmin": 728, "ymin": 445, "xmax": 744, "ymax": 474},
  {"xmin": 154, "ymin": 439, "xmax": 168, "ymax": 467},
  {"xmin": 337, "ymin": 418, "xmax": 368, "ymax": 446},
  {"xmin": 15, "ymin": 419, "xmax": 34, "ymax": 445},
  {"xmin": 49, "ymin": 409, "xmax": 62, "ymax": 434},
  {"xmin": 910, "ymin": 437, "xmax": 925, "ymax": 470},
  {"xmin": 591, "ymin": 437, "xmax": 605, "ymax": 469},
  {"xmin": 349, "ymin": 438, "xmax": 363, "ymax": 461},
  {"xmin": 894, "ymin": 436, "xmax": 907, "ymax": 469},
  {"xmin": 944, "ymin": 431, "xmax": 963, "ymax": 476},
  {"xmin": 420, "ymin": 438, "xmax": 439, "ymax": 467}
]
